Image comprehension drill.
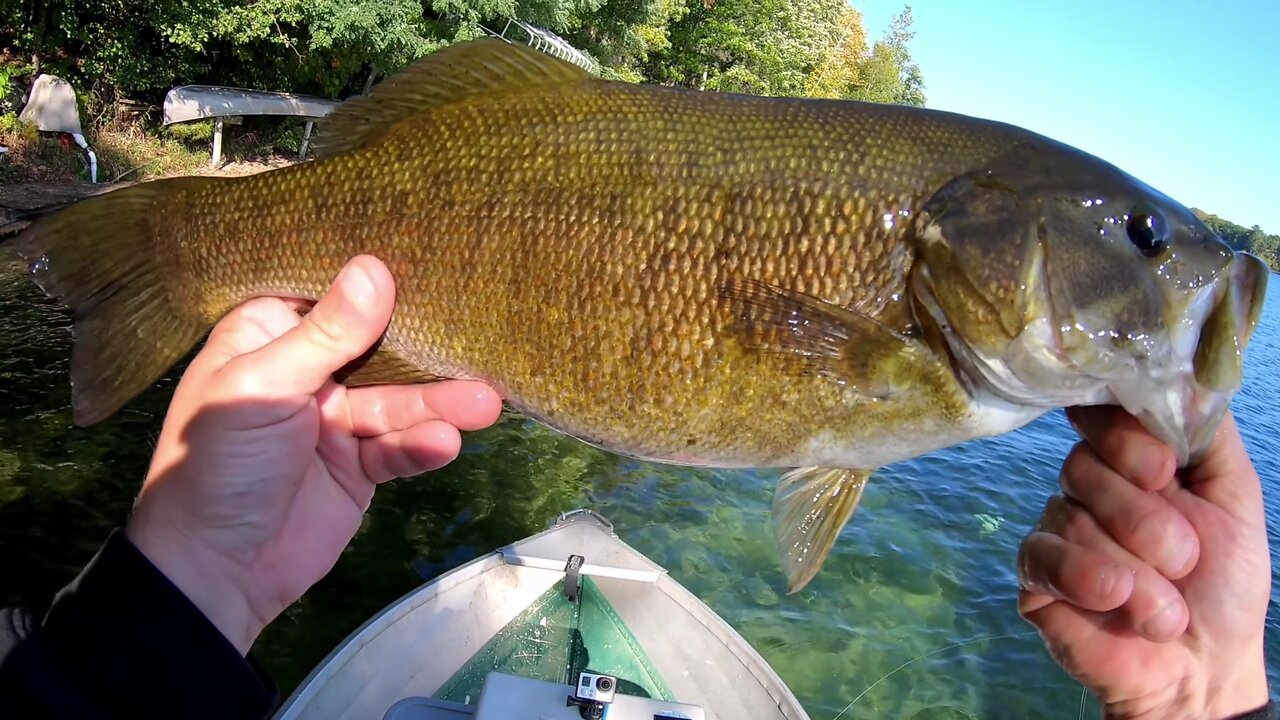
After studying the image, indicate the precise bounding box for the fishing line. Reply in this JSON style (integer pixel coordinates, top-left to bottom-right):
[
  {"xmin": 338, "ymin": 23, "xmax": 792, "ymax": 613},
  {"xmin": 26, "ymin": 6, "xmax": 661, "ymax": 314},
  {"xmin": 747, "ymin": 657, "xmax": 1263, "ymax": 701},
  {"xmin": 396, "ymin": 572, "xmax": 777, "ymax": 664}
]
[{"xmin": 831, "ymin": 630, "xmax": 1038, "ymax": 720}]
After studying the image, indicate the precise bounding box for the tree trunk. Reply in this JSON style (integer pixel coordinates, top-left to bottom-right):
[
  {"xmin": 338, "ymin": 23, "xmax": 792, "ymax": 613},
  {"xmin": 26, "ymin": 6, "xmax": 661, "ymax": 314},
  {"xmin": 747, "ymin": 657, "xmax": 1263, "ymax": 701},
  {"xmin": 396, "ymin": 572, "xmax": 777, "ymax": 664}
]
[{"xmin": 31, "ymin": 0, "xmax": 48, "ymax": 77}]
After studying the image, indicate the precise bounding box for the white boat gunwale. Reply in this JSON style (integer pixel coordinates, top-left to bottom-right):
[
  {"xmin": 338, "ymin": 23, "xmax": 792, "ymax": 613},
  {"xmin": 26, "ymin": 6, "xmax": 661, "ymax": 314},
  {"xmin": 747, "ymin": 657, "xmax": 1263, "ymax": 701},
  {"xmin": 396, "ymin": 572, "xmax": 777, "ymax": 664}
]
[{"xmin": 273, "ymin": 509, "xmax": 810, "ymax": 720}]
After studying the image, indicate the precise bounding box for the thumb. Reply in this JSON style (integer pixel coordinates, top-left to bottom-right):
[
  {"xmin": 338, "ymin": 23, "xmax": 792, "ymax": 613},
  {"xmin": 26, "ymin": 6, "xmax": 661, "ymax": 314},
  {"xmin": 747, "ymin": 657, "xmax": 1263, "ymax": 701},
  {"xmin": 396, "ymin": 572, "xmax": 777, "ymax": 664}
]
[
  {"xmin": 229, "ymin": 255, "xmax": 396, "ymax": 398},
  {"xmin": 1180, "ymin": 411, "xmax": 1264, "ymax": 525}
]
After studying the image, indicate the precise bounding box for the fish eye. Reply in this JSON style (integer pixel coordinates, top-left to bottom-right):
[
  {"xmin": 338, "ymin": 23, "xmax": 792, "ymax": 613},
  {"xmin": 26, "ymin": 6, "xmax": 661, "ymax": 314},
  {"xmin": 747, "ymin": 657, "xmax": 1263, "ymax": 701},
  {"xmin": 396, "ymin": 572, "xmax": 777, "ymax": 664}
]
[{"xmin": 1126, "ymin": 205, "xmax": 1167, "ymax": 258}]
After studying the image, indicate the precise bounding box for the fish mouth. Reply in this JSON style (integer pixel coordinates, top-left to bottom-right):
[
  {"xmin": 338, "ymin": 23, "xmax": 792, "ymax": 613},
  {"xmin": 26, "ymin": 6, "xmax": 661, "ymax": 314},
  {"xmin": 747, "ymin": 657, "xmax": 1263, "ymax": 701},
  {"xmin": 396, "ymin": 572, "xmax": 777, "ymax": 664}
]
[
  {"xmin": 1105, "ymin": 251, "xmax": 1267, "ymax": 467},
  {"xmin": 920, "ymin": 242, "xmax": 1266, "ymax": 469},
  {"xmin": 909, "ymin": 233, "xmax": 1266, "ymax": 468}
]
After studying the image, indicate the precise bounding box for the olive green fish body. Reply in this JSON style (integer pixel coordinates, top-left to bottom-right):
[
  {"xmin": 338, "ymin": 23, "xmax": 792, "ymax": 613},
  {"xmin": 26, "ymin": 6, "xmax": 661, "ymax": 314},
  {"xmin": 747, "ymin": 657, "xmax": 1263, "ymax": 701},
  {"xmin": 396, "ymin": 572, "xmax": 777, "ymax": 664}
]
[
  {"xmin": 11, "ymin": 39, "xmax": 1266, "ymax": 592},
  {"xmin": 159, "ymin": 77, "xmax": 1045, "ymax": 471}
]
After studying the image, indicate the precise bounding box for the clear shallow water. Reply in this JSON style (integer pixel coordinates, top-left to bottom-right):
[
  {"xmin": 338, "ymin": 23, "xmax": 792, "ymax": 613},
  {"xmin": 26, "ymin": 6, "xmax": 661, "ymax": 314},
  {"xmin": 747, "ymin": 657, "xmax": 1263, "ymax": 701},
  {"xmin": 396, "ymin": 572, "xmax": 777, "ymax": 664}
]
[{"xmin": 1, "ymin": 257, "xmax": 1277, "ymax": 719}]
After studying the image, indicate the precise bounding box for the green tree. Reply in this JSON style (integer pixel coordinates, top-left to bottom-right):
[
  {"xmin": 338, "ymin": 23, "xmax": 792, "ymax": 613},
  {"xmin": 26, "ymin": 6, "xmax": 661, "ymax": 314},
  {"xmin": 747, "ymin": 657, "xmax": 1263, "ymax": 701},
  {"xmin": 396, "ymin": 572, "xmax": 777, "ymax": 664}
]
[
  {"xmin": 1195, "ymin": 209, "xmax": 1257, "ymax": 251},
  {"xmin": 1192, "ymin": 209, "xmax": 1280, "ymax": 272},
  {"xmin": 844, "ymin": 5, "xmax": 924, "ymax": 106},
  {"xmin": 640, "ymin": 0, "xmax": 923, "ymax": 104},
  {"xmin": 0, "ymin": 0, "xmax": 443, "ymax": 98},
  {"xmin": 0, "ymin": 0, "xmax": 682, "ymax": 100},
  {"xmin": 803, "ymin": 4, "xmax": 869, "ymax": 98},
  {"xmin": 645, "ymin": 0, "xmax": 868, "ymax": 97},
  {"xmin": 564, "ymin": 0, "xmax": 685, "ymax": 81}
]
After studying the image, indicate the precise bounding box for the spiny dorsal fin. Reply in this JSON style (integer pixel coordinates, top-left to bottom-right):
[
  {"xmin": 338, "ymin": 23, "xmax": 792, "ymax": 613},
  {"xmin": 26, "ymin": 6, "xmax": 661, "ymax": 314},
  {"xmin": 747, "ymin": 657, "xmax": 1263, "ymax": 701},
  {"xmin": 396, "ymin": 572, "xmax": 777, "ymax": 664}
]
[{"xmin": 313, "ymin": 39, "xmax": 591, "ymax": 158}]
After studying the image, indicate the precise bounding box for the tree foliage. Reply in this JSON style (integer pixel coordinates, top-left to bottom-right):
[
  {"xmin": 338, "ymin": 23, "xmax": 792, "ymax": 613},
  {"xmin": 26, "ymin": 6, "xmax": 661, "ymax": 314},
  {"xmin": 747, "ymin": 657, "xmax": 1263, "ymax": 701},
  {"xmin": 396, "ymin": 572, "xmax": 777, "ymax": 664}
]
[
  {"xmin": 846, "ymin": 6, "xmax": 924, "ymax": 105},
  {"xmin": 642, "ymin": 0, "xmax": 923, "ymax": 104},
  {"xmin": 1194, "ymin": 209, "xmax": 1279, "ymax": 271},
  {"xmin": 562, "ymin": 0, "xmax": 684, "ymax": 82},
  {"xmin": 1, "ymin": 0, "xmax": 922, "ymax": 107},
  {"xmin": 803, "ymin": 4, "xmax": 868, "ymax": 99},
  {"xmin": 0, "ymin": 0, "xmax": 445, "ymax": 98}
]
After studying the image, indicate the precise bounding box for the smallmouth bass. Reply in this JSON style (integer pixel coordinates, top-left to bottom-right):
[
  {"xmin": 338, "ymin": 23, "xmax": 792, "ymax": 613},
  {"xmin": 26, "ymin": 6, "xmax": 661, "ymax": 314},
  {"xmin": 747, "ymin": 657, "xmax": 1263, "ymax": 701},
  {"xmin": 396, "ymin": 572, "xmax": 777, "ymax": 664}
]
[{"xmin": 8, "ymin": 40, "xmax": 1267, "ymax": 592}]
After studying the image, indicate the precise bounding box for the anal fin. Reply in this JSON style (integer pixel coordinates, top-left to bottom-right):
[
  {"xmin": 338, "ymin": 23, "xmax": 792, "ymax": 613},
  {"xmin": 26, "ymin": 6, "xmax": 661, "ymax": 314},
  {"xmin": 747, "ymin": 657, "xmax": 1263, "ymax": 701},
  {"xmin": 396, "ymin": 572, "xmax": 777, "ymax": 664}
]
[
  {"xmin": 336, "ymin": 336, "xmax": 444, "ymax": 386},
  {"xmin": 772, "ymin": 467, "xmax": 872, "ymax": 594}
]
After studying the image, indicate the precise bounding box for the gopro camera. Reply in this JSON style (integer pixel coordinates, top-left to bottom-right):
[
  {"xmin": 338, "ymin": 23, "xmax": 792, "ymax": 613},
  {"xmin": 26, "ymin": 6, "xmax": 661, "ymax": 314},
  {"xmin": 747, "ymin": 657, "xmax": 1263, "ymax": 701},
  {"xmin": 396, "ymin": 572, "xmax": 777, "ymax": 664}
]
[
  {"xmin": 575, "ymin": 672, "xmax": 617, "ymax": 704},
  {"xmin": 567, "ymin": 672, "xmax": 618, "ymax": 718}
]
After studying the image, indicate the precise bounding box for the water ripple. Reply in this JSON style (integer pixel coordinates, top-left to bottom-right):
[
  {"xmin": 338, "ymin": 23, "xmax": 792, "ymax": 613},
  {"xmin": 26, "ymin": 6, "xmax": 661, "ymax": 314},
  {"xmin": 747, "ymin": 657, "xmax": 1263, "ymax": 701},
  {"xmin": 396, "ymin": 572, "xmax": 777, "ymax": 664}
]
[{"xmin": 0, "ymin": 259, "xmax": 1277, "ymax": 718}]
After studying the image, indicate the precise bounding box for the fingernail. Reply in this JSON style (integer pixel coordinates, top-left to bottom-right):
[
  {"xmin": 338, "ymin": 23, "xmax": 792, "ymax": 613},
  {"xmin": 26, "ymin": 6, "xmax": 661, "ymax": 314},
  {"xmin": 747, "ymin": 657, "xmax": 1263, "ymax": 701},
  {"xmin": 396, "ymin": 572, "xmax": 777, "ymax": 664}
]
[
  {"xmin": 1140, "ymin": 599, "xmax": 1185, "ymax": 640},
  {"xmin": 1095, "ymin": 564, "xmax": 1131, "ymax": 603},
  {"xmin": 1131, "ymin": 445, "xmax": 1162, "ymax": 484},
  {"xmin": 1096, "ymin": 565, "xmax": 1118, "ymax": 598},
  {"xmin": 342, "ymin": 262, "xmax": 377, "ymax": 309},
  {"xmin": 1165, "ymin": 534, "xmax": 1195, "ymax": 575}
]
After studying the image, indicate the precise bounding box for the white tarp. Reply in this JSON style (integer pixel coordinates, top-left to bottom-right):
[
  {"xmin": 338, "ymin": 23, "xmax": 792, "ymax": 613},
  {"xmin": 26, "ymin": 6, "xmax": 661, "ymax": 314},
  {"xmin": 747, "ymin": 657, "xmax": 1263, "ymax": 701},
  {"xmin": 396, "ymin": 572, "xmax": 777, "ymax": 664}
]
[{"xmin": 18, "ymin": 74, "xmax": 83, "ymax": 135}]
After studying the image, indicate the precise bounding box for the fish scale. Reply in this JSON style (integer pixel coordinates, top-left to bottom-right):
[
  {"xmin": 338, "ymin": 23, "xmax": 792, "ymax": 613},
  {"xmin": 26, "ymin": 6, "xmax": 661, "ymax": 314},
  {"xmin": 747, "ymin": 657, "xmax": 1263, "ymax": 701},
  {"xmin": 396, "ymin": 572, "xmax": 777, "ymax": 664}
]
[
  {"xmin": 9, "ymin": 38, "xmax": 1265, "ymax": 593},
  {"xmin": 151, "ymin": 74, "xmax": 978, "ymax": 471}
]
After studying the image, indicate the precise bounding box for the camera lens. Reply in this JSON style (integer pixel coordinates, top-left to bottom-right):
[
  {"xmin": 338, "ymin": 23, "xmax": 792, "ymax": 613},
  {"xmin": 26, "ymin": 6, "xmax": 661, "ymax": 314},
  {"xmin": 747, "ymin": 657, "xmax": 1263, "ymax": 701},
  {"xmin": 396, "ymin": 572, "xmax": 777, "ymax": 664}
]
[{"xmin": 596, "ymin": 676, "xmax": 613, "ymax": 691}]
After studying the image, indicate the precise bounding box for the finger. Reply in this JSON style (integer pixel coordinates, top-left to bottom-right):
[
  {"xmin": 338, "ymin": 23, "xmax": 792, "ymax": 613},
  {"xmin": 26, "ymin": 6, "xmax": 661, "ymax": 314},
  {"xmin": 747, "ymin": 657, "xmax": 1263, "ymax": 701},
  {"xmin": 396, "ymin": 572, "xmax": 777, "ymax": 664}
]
[
  {"xmin": 1179, "ymin": 411, "xmax": 1264, "ymax": 523},
  {"xmin": 1059, "ymin": 441, "xmax": 1199, "ymax": 580},
  {"xmin": 1039, "ymin": 494, "xmax": 1189, "ymax": 642},
  {"xmin": 346, "ymin": 380, "xmax": 503, "ymax": 437},
  {"xmin": 195, "ymin": 298, "xmax": 305, "ymax": 372},
  {"xmin": 233, "ymin": 256, "xmax": 395, "ymax": 398},
  {"xmin": 358, "ymin": 420, "xmax": 463, "ymax": 484},
  {"xmin": 1019, "ymin": 592, "xmax": 1144, "ymax": 682},
  {"xmin": 1017, "ymin": 530, "xmax": 1134, "ymax": 613},
  {"xmin": 176, "ymin": 298, "xmax": 303, "ymax": 390},
  {"xmin": 1065, "ymin": 406, "xmax": 1177, "ymax": 491}
]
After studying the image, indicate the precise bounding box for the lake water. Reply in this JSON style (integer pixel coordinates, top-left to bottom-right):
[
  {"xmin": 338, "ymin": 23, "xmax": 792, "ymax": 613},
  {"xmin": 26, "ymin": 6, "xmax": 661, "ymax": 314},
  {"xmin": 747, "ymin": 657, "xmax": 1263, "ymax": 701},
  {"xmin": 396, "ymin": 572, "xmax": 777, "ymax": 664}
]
[{"xmin": 0, "ymin": 256, "xmax": 1276, "ymax": 719}]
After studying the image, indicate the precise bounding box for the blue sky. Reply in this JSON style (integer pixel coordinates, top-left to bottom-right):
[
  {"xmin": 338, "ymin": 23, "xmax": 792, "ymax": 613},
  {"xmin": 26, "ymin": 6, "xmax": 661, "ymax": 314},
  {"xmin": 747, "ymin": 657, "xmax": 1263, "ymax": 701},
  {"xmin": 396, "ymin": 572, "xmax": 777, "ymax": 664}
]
[{"xmin": 852, "ymin": 0, "xmax": 1280, "ymax": 234}]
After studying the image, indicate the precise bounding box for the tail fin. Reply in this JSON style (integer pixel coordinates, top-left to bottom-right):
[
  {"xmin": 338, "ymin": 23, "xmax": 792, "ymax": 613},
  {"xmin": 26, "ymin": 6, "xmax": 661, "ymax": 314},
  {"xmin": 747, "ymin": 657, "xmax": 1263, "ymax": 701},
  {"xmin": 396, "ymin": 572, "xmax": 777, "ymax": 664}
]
[
  {"xmin": 2, "ymin": 200, "xmax": 75, "ymax": 239},
  {"xmin": 7, "ymin": 178, "xmax": 216, "ymax": 426}
]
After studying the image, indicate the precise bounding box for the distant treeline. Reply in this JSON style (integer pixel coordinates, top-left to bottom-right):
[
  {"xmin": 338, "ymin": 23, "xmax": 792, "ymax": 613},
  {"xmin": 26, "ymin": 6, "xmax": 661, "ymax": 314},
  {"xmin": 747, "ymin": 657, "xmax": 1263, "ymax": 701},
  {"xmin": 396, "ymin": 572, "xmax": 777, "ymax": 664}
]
[
  {"xmin": 1193, "ymin": 209, "xmax": 1279, "ymax": 272},
  {"xmin": 0, "ymin": 0, "xmax": 924, "ymax": 107}
]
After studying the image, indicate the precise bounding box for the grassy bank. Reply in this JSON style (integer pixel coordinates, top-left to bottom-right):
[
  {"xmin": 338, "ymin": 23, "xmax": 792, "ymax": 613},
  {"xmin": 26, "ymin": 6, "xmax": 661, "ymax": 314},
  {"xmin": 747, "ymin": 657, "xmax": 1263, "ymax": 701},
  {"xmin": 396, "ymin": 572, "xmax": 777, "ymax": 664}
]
[{"xmin": 0, "ymin": 107, "xmax": 303, "ymax": 186}]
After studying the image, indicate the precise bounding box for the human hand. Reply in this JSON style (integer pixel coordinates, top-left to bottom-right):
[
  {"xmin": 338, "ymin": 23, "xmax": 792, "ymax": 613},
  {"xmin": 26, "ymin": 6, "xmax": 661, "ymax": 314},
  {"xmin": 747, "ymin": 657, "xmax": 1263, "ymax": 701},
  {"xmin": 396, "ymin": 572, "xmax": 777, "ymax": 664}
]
[
  {"xmin": 124, "ymin": 255, "xmax": 503, "ymax": 654},
  {"xmin": 1018, "ymin": 406, "xmax": 1271, "ymax": 719}
]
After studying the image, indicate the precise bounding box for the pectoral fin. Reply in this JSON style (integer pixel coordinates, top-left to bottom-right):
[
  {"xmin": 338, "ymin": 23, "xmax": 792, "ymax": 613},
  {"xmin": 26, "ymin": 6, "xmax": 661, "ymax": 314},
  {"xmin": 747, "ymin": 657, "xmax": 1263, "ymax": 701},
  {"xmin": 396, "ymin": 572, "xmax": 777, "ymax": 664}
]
[
  {"xmin": 720, "ymin": 278, "xmax": 926, "ymax": 400},
  {"xmin": 772, "ymin": 466, "xmax": 872, "ymax": 593}
]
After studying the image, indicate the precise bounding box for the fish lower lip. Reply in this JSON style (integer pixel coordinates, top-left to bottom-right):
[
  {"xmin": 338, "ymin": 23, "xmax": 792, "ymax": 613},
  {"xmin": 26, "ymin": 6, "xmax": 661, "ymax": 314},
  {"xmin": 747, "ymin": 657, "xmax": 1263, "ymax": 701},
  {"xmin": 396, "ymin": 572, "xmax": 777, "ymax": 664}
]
[
  {"xmin": 1234, "ymin": 252, "xmax": 1269, "ymax": 347},
  {"xmin": 1184, "ymin": 252, "xmax": 1267, "ymax": 464}
]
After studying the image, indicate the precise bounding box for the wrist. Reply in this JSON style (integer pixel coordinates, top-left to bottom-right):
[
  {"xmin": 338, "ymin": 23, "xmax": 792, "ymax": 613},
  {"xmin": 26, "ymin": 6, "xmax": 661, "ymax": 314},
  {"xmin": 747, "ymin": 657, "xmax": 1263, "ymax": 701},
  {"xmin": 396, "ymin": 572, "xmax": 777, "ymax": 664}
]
[
  {"xmin": 1102, "ymin": 646, "xmax": 1269, "ymax": 720},
  {"xmin": 125, "ymin": 509, "xmax": 266, "ymax": 655},
  {"xmin": 1205, "ymin": 644, "xmax": 1270, "ymax": 719}
]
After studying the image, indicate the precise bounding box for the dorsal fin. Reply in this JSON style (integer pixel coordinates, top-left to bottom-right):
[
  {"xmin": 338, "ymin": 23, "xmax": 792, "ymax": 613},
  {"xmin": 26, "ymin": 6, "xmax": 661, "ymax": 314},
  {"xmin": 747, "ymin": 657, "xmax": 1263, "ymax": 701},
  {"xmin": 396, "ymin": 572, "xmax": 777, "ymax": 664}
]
[{"xmin": 312, "ymin": 39, "xmax": 591, "ymax": 158}]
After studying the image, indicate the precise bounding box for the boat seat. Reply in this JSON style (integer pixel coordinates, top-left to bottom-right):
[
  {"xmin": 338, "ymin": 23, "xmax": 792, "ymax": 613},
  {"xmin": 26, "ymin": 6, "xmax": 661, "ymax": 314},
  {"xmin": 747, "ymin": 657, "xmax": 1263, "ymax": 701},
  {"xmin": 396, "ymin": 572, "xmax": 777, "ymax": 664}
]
[{"xmin": 501, "ymin": 512, "xmax": 664, "ymax": 583}]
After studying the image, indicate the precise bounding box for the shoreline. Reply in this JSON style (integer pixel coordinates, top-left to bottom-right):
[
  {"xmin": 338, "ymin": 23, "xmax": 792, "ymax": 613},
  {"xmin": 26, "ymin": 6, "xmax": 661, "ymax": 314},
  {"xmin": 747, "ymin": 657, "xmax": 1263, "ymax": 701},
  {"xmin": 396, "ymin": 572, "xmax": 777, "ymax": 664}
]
[{"xmin": 0, "ymin": 156, "xmax": 297, "ymax": 234}]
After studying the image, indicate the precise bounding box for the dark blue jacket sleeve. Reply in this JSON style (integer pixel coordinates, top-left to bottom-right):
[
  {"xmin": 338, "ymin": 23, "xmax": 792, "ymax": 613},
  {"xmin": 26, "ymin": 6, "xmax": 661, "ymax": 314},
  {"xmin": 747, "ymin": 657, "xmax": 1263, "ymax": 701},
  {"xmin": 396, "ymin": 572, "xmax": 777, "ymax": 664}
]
[
  {"xmin": 0, "ymin": 529, "xmax": 279, "ymax": 719},
  {"xmin": 1233, "ymin": 701, "xmax": 1280, "ymax": 720}
]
